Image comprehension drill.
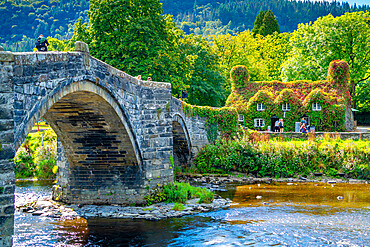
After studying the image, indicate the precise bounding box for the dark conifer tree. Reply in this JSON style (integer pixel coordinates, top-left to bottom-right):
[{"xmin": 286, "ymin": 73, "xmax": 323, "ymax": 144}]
[
  {"xmin": 259, "ymin": 10, "xmax": 280, "ymax": 36},
  {"xmin": 251, "ymin": 10, "xmax": 266, "ymax": 35}
]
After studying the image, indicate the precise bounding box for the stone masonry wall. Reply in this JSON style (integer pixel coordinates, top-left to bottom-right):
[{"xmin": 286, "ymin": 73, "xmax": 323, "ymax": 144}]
[
  {"xmin": 0, "ymin": 50, "xmax": 15, "ymax": 246},
  {"xmin": 0, "ymin": 42, "xmax": 175, "ymax": 245},
  {"xmin": 171, "ymin": 97, "xmax": 209, "ymax": 161}
]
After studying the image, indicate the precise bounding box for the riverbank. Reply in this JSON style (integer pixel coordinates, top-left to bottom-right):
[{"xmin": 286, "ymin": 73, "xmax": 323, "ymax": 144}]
[
  {"xmin": 15, "ymin": 196, "xmax": 230, "ymax": 221},
  {"xmin": 175, "ymin": 173, "xmax": 369, "ymax": 193},
  {"xmin": 15, "ymin": 173, "xmax": 368, "ymax": 222}
]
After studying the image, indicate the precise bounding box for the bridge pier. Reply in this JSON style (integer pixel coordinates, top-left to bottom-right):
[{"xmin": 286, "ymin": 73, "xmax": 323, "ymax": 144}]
[{"xmin": 0, "ymin": 50, "xmax": 15, "ymax": 246}]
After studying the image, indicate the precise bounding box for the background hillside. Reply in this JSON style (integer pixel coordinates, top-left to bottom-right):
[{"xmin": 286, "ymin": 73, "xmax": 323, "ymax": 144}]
[{"xmin": 1, "ymin": 0, "xmax": 370, "ymax": 51}]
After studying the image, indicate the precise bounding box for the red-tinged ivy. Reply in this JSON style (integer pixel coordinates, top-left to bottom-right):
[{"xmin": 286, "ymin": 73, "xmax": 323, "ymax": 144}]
[
  {"xmin": 181, "ymin": 101, "xmax": 238, "ymax": 136},
  {"xmin": 225, "ymin": 60, "xmax": 351, "ymax": 132},
  {"xmin": 327, "ymin": 60, "xmax": 350, "ymax": 87},
  {"xmin": 303, "ymin": 89, "xmax": 346, "ymax": 131},
  {"xmin": 241, "ymin": 90, "xmax": 274, "ymax": 130},
  {"xmin": 230, "ymin": 65, "xmax": 249, "ymax": 91},
  {"xmin": 273, "ymin": 89, "xmax": 303, "ymax": 131}
]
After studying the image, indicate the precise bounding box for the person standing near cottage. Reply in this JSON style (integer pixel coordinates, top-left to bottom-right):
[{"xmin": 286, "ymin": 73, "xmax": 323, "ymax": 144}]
[
  {"xmin": 300, "ymin": 123, "xmax": 307, "ymax": 133},
  {"xmin": 279, "ymin": 119, "xmax": 284, "ymax": 132},
  {"xmin": 35, "ymin": 34, "xmax": 49, "ymax": 52},
  {"xmin": 300, "ymin": 118, "xmax": 306, "ymax": 129},
  {"xmin": 274, "ymin": 120, "xmax": 280, "ymax": 132}
]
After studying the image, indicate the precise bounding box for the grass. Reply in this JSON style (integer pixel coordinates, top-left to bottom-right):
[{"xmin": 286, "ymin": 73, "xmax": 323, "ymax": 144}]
[{"xmin": 145, "ymin": 182, "xmax": 214, "ymax": 205}]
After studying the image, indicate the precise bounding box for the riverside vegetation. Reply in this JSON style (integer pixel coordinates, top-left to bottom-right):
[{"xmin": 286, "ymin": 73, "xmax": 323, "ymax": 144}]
[
  {"xmin": 14, "ymin": 128, "xmax": 58, "ymax": 179},
  {"xmin": 193, "ymin": 130, "xmax": 370, "ymax": 180}
]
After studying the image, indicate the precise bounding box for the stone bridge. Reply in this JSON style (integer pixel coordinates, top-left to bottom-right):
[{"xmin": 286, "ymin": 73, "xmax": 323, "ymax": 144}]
[{"xmin": 0, "ymin": 42, "xmax": 209, "ymax": 246}]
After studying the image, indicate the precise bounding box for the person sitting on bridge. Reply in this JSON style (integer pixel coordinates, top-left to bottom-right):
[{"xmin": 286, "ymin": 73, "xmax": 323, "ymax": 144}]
[{"xmin": 35, "ymin": 34, "xmax": 49, "ymax": 52}]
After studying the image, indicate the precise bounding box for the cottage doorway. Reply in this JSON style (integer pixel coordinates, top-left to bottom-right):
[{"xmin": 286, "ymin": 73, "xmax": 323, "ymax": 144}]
[
  {"xmin": 300, "ymin": 114, "xmax": 310, "ymax": 126},
  {"xmin": 271, "ymin": 115, "xmax": 279, "ymax": 132}
]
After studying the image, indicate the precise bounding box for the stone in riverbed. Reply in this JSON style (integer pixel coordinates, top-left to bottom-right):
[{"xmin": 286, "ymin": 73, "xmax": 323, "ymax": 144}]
[{"xmin": 32, "ymin": 210, "xmax": 44, "ymax": 216}]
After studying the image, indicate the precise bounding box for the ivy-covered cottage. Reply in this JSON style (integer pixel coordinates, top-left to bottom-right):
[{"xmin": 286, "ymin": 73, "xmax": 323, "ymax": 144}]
[{"xmin": 225, "ymin": 60, "xmax": 354, "ymax": 132}]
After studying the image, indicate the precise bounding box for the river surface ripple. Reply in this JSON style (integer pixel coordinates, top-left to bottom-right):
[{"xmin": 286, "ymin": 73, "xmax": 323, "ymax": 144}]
[{"xmin": 14, "ymin": 181, "xmax": 370, "ymax": 246}]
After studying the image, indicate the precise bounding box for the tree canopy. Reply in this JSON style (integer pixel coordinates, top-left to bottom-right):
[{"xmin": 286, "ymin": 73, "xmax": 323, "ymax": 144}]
[
  {"xmin": 252, "ymin": 10, "xmax": 280, "ymax": 36},
  {"xmin": 281, "ymin": 11, "xmax": 370, "ymax": 108}
]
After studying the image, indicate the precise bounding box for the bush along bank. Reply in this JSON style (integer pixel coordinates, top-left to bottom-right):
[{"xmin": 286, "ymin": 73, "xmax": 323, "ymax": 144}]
[
  {"xmin": 14, "ymin": 129, "xmax": 58, "ymax": 179},
  {"xmin": 194, "ymin": 130, "xmax": 370, "ymax": 180}
]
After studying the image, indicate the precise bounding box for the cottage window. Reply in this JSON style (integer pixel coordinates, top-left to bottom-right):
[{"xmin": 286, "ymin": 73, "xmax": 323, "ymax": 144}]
[
  {"xmin": 282, "ymin": 103, "xmax": 291, "ymax": 112},
  {"xmin": 312, "ymin": 103, "xmax": 322, "ymax": 111},
  {"xmin": 238, "ymin": 114, "xmax": 244, "ymax": 122},
  {"xmin": 257, "ymin": 103, "xmax": 265, "ymax": 111},
  {"xmin": 254, "ymin": 118, "xmax": 265, "ymax": 128}
]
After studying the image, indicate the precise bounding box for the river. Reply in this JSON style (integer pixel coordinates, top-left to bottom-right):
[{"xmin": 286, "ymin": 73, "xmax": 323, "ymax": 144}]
[{"xmin": 13, "ymin": 181, "xmax": 370, "ymax": 246}]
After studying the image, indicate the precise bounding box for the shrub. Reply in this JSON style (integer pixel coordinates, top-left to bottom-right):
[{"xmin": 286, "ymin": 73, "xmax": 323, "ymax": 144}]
[
  {"xmin": 145, "ymin": 182, "xmax": 214, "ymax": 205},
  {"xmin": 14, "ymin": 129, "xmax": 57, "ymax": 179},
  {"xmin": 172, "ymin": 202, "xmax": 185, "ymax": 211},
  {"xmin": 194, "ymin": 133, "xmax": 370, "ymax": 179}
]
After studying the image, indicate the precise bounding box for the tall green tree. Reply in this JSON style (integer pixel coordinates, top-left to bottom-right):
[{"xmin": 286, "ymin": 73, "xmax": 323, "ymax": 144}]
[
  {"xmin": 252, "ymin": 10, "xmax": 280, "ymax": 36},
  {"xmin": 260, "ymin": 10, "xmax": 280, "ymax": 36},
  {"xmin": 281, "ymin": 12, "xmax": 370, "ymax": 109},
  {"xmin": 72, "ymin": 0, "xmax": 179, "ymax": 83},
  {"xmin": 178, "ymin": 34, "xmax": 226, "ymax": 106},
  {"xmin": 251, "ymin": 10, "xmax": 266, "ymax": 35},
  {"xmin": 71, "ymin": 0, "xmax": 225, "ymax": 106}
]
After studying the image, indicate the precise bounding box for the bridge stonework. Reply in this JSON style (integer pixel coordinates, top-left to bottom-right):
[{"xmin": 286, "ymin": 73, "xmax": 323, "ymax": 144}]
[
  {"xmin": 171, "ymin": 97, "xmax": 209, "ymax": 166},
  {"xmin": 0, "ymin": 42, "xmax": 211, "ymax": 246}
]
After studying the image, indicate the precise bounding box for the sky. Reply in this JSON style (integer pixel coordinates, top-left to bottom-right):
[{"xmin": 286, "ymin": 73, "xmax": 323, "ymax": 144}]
[{"xmin": 306, "ymin": 0, "xmax": 370, "ymax": 6}]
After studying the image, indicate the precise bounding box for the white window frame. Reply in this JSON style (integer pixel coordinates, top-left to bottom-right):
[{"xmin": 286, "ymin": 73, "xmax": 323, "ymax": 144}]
[
  {"xmin": 257, "ymin": 103, "xmax": 265, "ymax": 111},
  {"xmin": 282, "ymin": 103, "xmax": 291, "ymax": 112},
  {"xmin": 254, "ymin": 118, "xmax": 265, "ymax": 128},
  {"xmin": 312, "ymin": 102, "xmax": 322, "ymax": 111},
  {"xmin": 238, "ymin": 114, "xmax": 244, "ymax": 122}
]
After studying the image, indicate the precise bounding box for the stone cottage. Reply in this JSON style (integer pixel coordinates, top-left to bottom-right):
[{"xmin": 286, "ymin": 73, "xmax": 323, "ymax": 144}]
[{"xmin": 225, "ymin": 60, "xmax": 354, "ymax": 132}]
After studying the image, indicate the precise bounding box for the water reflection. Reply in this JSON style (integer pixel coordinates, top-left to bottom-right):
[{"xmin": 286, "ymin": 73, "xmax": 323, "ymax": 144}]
[
  {"xmin": 14, "ymin": 181, "xmax": 370, "ymax": 246},
  {"xmin": 220, "ymin": 182, "xmax": 370, "ymax": 210}
]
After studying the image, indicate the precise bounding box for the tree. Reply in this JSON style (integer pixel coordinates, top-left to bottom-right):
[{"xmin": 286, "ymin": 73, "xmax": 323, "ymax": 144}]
[
  {"xmin": 71, "ymin": 1, "xmax": 225, "ymax": 107},
  {"xmin": 251, "ymin": 10, "xmax": 266, "ymax": 35},
  {"xmin": 177, "ymin": 34, "xmax": 226, "ymax": 106},
  {"xmin": 72, "ymin": 0, "xmax": 178, "ymax": 82},
  {"xmin": 252, "ymin": 10, "xmax": 280, "ymax": 36},
  {"xmin": 281, "ymin": 12, "xmax": 370, "ymax": 109},
  {"xmin": 211, "ymin": 31, "xmax": 289, "ymax": 92},
  {"xmin": 260, "ymin": 10, "xmax": 280, "ymax": 36}
]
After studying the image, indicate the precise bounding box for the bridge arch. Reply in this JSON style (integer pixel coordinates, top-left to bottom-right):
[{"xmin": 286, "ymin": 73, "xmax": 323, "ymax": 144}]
[
  {"xmin": 172, "ymin": 113, "xmax": 192, "ymax": 167},
  {"xmin": 15, "ymin": 80, "xmax": 142, "ymax": 167},
  {"xmin": 0, "ymin": 45, "xmax": 175, "ymax": 246}
]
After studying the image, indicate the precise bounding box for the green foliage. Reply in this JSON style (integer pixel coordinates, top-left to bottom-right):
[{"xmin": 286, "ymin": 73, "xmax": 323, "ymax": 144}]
[
  {"xmin": 281, "ymin": 11, "xmax": 370, "ymax": 110},
  {"xmin": 226, "ymin": 61, "xmax": 351, "ymax": 132},
  {"xmin": 14, "ymin": 129, "xmax": 57, "ymax": 179},
  {"xmin": 327, "ymin": 60, "xmax": 350, "ymax": 86},
  {"xmin": 176, "ymin": 34, "xmax": 226, "ymax": 106},
  {"xmin": 0, "ymin": 0, "xmax": 89, "ymax": 50},
  {"xmin": 230, "ymin": 65, "xmax": 249, "ymax": 90},
  {"xmin": 168, "ymin": 0, "xmax": 370, "ymax": 37},
  {"xmin": 47, "ymin": 37, "xmax": 68, "ymax": 51},
  {"xmin": 251, "ymin": 10, "xmax": 266, "ymax": 35},
  {"xmin": 172, "ymin": 202, "xmax": 185, "ymax": 211},
  {"xmin": 181, "ymin": 101, "xmax": 238, "ymax": 136},
  {"xmin": 252, "ymin": 10, "xmax": 280, "ymax": 36},
  {"xmin": 211, "ymin": 31, "xmax": 290, "ymax": 89},
  {"xmin": 145, "ymin": 182, "xmax": 214, "ymax": 205},
  {"xmin": 194, "ymin": 131, "xmax": 370, "ymax": 180},
  {"xmin": 74, "ymin": 0, "xmax": 178, "ymax": 82}
]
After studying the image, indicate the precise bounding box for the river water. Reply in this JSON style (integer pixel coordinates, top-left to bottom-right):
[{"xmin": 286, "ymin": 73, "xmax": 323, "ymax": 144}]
[{"xmin": 14, "ymin": 181, "xmax": 370, "ymax": 246}]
